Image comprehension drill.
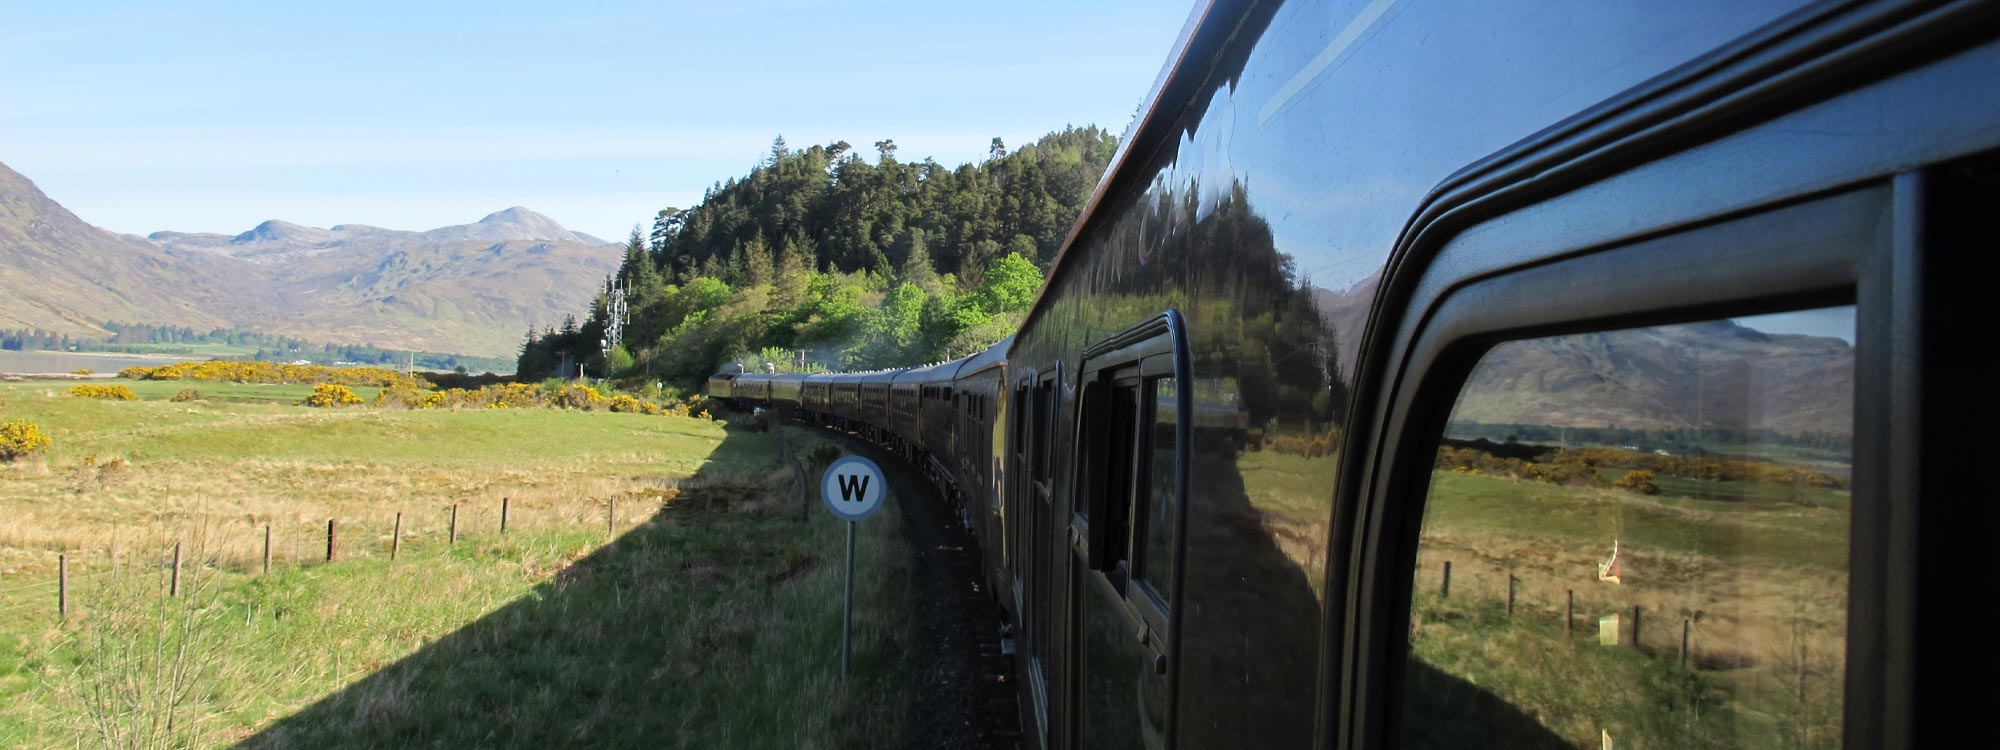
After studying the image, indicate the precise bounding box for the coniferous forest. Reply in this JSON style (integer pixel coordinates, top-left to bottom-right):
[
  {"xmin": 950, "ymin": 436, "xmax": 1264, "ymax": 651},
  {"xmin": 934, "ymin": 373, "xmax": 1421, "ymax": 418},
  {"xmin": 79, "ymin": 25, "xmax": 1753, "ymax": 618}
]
[{"xmin": 516, "ymin": 127, "xmax": 1117, "ymax": 388}]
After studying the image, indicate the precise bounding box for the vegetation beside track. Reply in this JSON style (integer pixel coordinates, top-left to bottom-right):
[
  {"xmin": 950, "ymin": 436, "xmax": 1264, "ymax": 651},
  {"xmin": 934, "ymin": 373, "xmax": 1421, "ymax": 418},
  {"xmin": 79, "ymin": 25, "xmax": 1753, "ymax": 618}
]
[{"xmin": 0, "ymin": 384, "xmax": 912, "ymax": 748}]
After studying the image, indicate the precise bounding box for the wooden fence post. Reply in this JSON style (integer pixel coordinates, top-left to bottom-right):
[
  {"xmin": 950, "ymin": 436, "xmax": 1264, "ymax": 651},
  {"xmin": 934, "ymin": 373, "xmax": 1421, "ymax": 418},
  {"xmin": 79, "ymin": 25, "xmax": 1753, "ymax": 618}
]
[
  {"xmin": 1441, "ymin": 561, "xmax": 1452, "ymax": 598},
  {"xmin": 608, "ymin": 498, "xmax": 617, "ymax": 535},
  {"xmin": 326, "ymin": 519, "xmax": 337, "ymax": 562},
  {"xmin": 262, "ymin": 524, "xmax": 271, "ymax": 575},
  {"xmin": 449, "ymin": 504, "xmax": 459, "ymax": 545},
  {"xmin": 170, "ymin": 541, "xmax": 182, "ymax": 598},
  {"xmin": 1681, "ymin": 617, "xmax": 1692, "ymax": 669},
  {"xmin": 1506, "ymin": 574, "xmax": 1516, "ymax": 615},
  {"xmin": 58, "ymin": 554, "xmax": 67, "ymax": 619},
  {"xmin": 1565, "ymin": 590, "xmax": 1574, "ymax": 636},
  {"xmin": 1631, "ymin": 604, "xmax": 1643, "ymax": 648},
  {"xmin": 391, "ymin": 512, "xmax": 402, "ymax": 562},
  {"xmin": 501, "ymin": 497, "xmax": 510, "ymax": 535}
]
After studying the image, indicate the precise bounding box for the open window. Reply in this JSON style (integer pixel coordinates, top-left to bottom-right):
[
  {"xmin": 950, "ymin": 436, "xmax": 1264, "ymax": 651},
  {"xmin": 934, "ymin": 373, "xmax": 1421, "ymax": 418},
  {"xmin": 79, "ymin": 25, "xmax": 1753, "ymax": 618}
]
[{"xmin": 1068, "ymin": 311, "xmax": 1190, "ymax": 748}]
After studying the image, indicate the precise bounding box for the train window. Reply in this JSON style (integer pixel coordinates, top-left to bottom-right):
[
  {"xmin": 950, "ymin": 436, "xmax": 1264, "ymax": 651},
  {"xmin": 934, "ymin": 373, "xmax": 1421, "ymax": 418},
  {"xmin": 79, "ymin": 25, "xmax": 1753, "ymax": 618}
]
[
  {"xmin": 1014, "ymin": 384, "xmax": 1028, "ymax": 457},
  {"xmin": 1398, "ymin": 307, "xmax": 1855, "ymax": 750},
  {"xmin": 1133, "ymin": 376, "xmax": 1177, "ymax": 603},
  {"xmin": 1033, "ymin": 376, "xmax": 1055, "ymax": 487},
  {"xmin": 1077, "ymin": 374, "xmax": 1141, "ymax": 578}
]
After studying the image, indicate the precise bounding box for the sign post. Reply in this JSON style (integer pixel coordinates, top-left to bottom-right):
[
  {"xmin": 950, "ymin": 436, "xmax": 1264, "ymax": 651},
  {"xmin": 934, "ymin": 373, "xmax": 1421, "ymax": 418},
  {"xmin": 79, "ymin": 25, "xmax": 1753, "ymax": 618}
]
[{"xmin": 821, "ymin": 455, "xmax": 885, "ymax": 679}]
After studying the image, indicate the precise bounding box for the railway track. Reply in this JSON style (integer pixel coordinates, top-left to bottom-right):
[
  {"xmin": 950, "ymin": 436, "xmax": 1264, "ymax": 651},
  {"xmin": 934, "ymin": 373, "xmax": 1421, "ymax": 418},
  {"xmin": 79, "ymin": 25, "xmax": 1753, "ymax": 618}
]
[{"xmin": 805, "ymin": 427, "xmax": 1021, "ymax": 750}]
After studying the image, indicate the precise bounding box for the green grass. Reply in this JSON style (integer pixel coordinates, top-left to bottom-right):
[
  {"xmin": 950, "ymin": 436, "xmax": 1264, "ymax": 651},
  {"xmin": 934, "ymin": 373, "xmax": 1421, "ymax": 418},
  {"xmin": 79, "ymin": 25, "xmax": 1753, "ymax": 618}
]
[
  {"xmin": 1424, "ymin": 472, "xmax": 1848, "ymax": 571},
  {"xmin": 0, "ymin": 388, "xmax": 914, "ymax": 748},
  {"xmin": 1403, "ymin": 593, "xmax": 1838, "ymax": 750},
  {"xmin": 1408, "ymin": 469, "xmax": 1850, "ymax": 750}
]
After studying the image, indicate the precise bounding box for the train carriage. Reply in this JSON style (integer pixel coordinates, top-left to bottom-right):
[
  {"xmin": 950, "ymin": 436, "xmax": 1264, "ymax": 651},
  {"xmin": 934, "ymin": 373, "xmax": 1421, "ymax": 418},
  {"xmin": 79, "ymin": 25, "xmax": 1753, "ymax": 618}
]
[
  {"xmin": 717, "ymin": 0, "xmax": 1991, "ymax": 746},
  {"xmin": 952, "ymin": 340, "xmax": 1008, "ymax": 591},
  {"xmin": 801, "ymin": 373, "xmax": 834, "ymax": 425},
  {"xmin": 857, "ymin": 371, "xmax": 896, "ymax": 442},
  {"xmin": 769, "ymin": 373, "xmax": 804, "ymax": 412},
  {"xmin": 729, "ymin": 372, "xmax": 770, "ymax": 410}
]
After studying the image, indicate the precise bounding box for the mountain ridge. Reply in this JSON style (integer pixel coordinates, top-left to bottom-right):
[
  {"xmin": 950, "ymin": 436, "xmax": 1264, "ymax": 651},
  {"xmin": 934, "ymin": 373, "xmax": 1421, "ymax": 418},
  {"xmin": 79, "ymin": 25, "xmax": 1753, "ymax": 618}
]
[{"xmin": 0, "ymin": 160, "xmax": 619, "ymax": 356}]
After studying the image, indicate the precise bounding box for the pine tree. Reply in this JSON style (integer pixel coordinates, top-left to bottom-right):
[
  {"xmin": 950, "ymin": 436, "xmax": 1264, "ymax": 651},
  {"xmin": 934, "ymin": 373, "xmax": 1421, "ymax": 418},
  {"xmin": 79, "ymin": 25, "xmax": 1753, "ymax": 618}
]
[{"xmin": 742, "ymin": 234, "xmax": 775, "ymax": 288}]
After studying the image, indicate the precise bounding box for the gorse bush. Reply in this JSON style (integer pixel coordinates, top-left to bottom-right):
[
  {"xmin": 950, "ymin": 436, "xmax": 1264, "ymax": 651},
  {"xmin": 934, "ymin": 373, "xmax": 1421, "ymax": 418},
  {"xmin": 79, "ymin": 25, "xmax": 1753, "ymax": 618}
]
[
  {"xmin": 304, "ymin": 384, "xmax": 364, "ymax": 408},
  {"xmin": 170, "ymin": 388, "xmax": 203, "ymax": 402},
  {"xmin": 1, "ymin": 418, "xmax": 54, "ymax": 461},
  {"xmin": 120, "ymin": 360, "xmax": 426, "ymax": 389},
  {"xmin": 1614, "ymin": 469, "xmax": 1660, "ymax": 495},
  {"xmin": 65, "ymin": 384, "xmax": 139, "ymax": 401},
  {"xmin": 71, "ymin": 368, "xmax": 91, "ymax": 376},
  {"xmin": 362, "ymin": 380, "xmax": 705, "ymax": 418}
]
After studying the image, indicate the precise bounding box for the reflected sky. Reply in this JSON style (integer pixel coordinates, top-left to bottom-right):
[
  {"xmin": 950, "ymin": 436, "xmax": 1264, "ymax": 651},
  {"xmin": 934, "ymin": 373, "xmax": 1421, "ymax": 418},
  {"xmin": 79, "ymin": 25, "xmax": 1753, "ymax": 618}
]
[{"xmin": 1734, "ymin": 307, "xmax": 1856, "ymax": 344}]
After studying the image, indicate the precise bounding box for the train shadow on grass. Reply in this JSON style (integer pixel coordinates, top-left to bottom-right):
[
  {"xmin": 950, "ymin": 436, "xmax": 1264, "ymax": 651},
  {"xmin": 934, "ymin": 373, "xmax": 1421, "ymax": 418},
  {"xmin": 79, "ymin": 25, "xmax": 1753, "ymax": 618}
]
[{"xmin": 238, "ymin": 422, "xmax": 863, "ymax": 749}]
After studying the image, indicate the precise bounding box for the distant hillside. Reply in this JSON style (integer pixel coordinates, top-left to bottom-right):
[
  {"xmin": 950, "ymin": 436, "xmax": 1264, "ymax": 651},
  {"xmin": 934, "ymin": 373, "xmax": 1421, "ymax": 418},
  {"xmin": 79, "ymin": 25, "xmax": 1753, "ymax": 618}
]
[
  {"xmin": 1453, "ymin": 319, "xmax": 1854, "ymax": 436},
  {"xmin": 0, "ymin": 161, "xmax": 619, "ymax": 356},
  {"xmin": 0, "ymin": 162, "xmax": 255, "ymax": 334}
]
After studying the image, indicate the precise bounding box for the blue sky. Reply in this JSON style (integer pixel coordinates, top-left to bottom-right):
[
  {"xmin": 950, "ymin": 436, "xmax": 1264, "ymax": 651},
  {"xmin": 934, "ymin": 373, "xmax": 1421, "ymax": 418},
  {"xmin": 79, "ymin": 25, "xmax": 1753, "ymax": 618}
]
[{"xmin": 0, "ymin": 1, "xmax": 1190, "ymax": 241}]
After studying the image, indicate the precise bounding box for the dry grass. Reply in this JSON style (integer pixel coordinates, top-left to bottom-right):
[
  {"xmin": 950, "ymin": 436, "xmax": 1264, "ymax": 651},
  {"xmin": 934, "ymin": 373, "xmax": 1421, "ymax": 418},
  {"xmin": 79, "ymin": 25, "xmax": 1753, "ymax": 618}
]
[
  {"xmin": 0, "ymin": 386, "xmax": 915, "ymax": 749},
  {"xmin": 1405, "ymin": 470, "xmax": 1849, "ymax": 749}
]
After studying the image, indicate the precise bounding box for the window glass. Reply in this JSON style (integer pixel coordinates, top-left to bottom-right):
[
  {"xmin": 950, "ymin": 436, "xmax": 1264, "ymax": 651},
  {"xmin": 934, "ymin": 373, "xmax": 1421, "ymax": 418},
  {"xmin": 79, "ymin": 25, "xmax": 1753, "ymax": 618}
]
[
  {"xmin": 1400, "ymin": 307, "xmax": 1854, "ymax": 750},
  {"xmin": 1035, "ymin": 380, "xmax": 1054, "ymax": 485},
  {"xmin": 1137, "ymin": 376, "xmax": 1178, "ymax": 603}
]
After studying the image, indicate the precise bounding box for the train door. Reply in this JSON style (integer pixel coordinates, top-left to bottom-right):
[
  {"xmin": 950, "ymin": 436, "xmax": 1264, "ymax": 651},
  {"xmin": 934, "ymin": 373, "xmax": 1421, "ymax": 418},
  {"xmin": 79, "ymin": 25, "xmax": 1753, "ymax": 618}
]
[
  {"xmin": 1009, "ymin": 378, "xmax": 1030, "ymax": 618},
  {"xmin": 1066, "ymin": 314, "xmax": 1187, "ymax": 750},
  {"xmin": 1024, "ymin": 365, "xmax": 1062, "ymax": 745}
]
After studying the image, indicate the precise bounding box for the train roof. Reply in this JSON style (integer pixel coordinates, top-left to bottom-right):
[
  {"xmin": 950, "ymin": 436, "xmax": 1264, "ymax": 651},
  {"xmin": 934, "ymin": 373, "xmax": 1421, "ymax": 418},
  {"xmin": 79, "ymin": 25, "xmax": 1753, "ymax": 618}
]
[
  {"xmin": 958, "ymin": 336, "xmax": 1010, "ymax": 375},
  {"xmin": 1010, "ymin": 0, "xmax": 1220, "ymax": 359},
  {"xmin": 894, "ymin": 358, "xmax": 968, "ymax": 385}
]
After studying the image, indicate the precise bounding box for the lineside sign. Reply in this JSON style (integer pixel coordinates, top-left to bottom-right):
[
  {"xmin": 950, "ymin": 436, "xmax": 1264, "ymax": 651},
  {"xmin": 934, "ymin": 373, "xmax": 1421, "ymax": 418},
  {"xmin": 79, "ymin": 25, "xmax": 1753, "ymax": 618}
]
[
  {"xmin": 821, "ymin": 453, "xmax": 885, "ymax": 679},
  {"xmin": 820, "ymin": 455, "xmax": 885, "ymax": 522}
]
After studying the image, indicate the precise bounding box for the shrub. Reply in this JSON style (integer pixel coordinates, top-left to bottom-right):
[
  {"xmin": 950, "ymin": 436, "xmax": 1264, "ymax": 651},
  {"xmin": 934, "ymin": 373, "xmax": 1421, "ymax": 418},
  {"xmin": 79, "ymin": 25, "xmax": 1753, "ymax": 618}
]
[
  {"xmin": 373, "ymin": 385, "xmax": 422, "ymax": 409},
  {"xmin": 65, "ymin": 384, "xmax": 139, "ymax": 401},
  {"xmin": 71, "ymin": 368, "xmax": 91, "ymax": 376},
  {"xmin": 608, "ymin": 394, "xmax": 644, "ymax": 413},
  {"xmin": 555, "ymin": 384, "xmax": 610, "ymax": 410},
  {"xmin": 1614, "ymin": 469, "xmax": 1660, "ymax": 495},
  {"xmin": 120, "ymin": 360, "xmax": 427, "ymax": 389},
  {"xmin": 304, "ymin": 384, "xmax": 364, "ymax": 408},
  {"xmin": 170, "ymin": 388, "xmax": 202, "ymax": 402},
  {"xmin": 1, "ymin": 419, "xmax": 54, "ymax": 461}
]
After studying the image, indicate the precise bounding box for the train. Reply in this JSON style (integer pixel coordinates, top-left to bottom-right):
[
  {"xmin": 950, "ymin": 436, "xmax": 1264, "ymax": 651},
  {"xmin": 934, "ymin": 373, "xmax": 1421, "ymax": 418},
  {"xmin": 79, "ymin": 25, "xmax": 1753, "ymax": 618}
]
[{"xmin": 714, "ymin": 0, "xmax": 1990, "ymax": 747}]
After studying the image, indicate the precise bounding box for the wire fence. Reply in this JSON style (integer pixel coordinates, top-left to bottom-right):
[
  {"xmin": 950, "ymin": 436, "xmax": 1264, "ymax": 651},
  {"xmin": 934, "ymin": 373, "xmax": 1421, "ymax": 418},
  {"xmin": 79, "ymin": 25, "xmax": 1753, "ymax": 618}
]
[{"xmin": 0, "ymin": 494, "xmax": 671, "ymax": 624}]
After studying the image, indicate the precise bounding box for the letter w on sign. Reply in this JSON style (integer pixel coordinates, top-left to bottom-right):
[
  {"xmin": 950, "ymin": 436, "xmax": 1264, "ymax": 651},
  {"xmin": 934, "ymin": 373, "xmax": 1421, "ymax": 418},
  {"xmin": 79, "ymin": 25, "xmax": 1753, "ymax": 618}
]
[{"xmin": 838, "ymin": 474, "xmax": 870, "ymax": 502}]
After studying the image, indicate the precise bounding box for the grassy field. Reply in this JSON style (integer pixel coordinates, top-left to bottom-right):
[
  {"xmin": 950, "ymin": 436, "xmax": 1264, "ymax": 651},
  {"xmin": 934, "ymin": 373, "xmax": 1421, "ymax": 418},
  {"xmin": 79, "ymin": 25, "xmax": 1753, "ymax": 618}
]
[
  {"xmin": 1407, "ymin": 470, "xmax": 1848, "ymax": 749},
  {"xmin": 0, "ymin": 383, "xmax": 913, "ymax": 748}
]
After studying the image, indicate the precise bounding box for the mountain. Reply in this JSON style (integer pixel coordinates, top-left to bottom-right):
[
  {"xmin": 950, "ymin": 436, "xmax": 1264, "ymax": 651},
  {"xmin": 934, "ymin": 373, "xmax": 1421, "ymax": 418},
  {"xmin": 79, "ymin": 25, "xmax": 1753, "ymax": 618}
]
[
  {"xmin": 1451, "ymin": 319, "xmax": 1853, "ymax": 436},
  {"xmin": 0, "ymin": 160, "xmax": 619, "ymax": 356},
  {"xmin": 0, "ymin": 162, "xmax": 258, "ymax": 333}
]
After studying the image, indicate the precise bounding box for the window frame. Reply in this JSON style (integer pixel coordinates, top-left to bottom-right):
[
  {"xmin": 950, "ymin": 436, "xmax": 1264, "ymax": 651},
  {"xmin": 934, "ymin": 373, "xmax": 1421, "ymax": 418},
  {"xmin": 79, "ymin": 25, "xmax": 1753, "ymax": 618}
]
[
  {"xmin": 1336, "ymin": 184, "xmax": 1900, "ymax": 750},
  {"xmin": 1071, "ymin": 311, "xmax": 1192, "ymax": 674}
]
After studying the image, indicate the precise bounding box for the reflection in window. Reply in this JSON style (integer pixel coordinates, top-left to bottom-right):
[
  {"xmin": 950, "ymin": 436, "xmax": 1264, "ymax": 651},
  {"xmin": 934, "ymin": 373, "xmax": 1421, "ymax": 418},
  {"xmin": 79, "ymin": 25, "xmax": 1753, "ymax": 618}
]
[
  {"xmin": 1400, "ymin": 308, "xmax": 1854, "ymax": 750},
  {"xmin": 1139, "ymin": 376, "xmax": 1178, "ymax": 603}
]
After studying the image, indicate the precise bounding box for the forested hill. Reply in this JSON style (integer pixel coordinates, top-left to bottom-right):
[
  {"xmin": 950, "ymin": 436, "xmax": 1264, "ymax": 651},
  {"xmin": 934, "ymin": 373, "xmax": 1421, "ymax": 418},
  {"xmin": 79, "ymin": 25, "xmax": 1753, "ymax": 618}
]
[{"xmin": 520, "ymin": 127, "xmax": 1118, "ymax": 387}]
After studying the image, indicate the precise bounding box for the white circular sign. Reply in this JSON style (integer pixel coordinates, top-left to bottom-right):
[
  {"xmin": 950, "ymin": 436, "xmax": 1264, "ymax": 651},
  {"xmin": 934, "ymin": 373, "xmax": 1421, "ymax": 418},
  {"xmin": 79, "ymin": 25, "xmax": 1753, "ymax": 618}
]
[{"xmin": 821, "ymin": 455, "xmax": 886, "ymax": 522}]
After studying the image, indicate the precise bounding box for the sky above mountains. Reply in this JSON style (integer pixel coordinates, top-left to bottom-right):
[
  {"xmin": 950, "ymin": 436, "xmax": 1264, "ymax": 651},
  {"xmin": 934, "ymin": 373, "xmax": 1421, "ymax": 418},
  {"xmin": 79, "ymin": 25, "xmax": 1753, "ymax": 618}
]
[{"xmin": 0, "ymin": 0, "xmax": 1189, "ymax": 241}]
